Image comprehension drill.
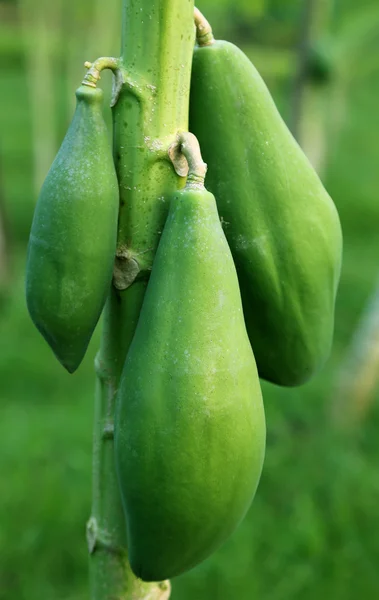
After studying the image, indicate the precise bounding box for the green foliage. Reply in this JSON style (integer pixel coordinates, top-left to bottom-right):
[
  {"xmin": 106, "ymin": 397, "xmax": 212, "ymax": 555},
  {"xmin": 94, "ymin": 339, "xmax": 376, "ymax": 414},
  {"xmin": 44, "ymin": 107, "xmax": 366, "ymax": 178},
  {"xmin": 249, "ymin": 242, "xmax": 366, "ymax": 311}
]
[
  {"xmin": 332, "ymin": 5, "xmax": 379, "ymax": 78},
  {"xmin": 0, "ymin": 265, "xmax": 96, "ymax": 600}
]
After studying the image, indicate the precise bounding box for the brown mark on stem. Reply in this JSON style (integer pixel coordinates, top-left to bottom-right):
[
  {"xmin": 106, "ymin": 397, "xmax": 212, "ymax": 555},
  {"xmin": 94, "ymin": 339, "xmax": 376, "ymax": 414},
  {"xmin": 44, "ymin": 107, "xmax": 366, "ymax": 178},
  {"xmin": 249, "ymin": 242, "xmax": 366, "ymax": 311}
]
[{"xmin": 113, "ymin": 246, "xmax": 141, "ymax": 291}]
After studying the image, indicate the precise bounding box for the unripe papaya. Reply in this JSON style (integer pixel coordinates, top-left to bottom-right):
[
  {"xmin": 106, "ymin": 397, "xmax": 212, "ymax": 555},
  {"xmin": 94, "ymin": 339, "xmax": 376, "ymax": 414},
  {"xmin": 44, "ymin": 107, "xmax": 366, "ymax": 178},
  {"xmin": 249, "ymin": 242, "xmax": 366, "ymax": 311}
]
[
  {"xmin": 189, "ymin": 40, "xmax": 342, "ymax": 386},
  {"xmin": 115, "ymin": 179, "xmax": 266, "ymax": 582},
  {"xmin": 26, "ymin": 85, "xmax": 119, "ymax": 373}
]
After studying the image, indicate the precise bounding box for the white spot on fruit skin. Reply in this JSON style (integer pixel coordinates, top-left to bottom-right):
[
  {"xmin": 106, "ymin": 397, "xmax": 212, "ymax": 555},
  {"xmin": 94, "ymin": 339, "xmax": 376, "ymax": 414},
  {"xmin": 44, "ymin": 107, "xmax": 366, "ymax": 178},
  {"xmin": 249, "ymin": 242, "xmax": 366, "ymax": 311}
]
[{"xmin": 234, "ymin": 233, "xmax": 268, "ymax": 254}]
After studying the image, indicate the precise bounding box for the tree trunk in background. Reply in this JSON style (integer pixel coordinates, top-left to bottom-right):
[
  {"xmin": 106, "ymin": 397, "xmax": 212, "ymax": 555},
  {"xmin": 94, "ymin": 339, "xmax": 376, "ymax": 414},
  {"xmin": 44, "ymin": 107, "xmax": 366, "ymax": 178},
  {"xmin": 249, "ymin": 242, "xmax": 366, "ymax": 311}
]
[
  {"xmin": 19, "ymin": 0, "xmax": 60, "ymax": 198},
  {"xmin": 328, "ymin": 9, "xmax": 379, "ymax": 427},
  {"xmin": 290, "ymin": 1, "xmax": 379, "ymax": 429},
  {"xmin": 332, "ymin": 282, "xmax": 379, "ymax": 428},
  {"xmin": 290, "ymin": 0, "xmax": 315, "ymax": 142},
  {"xmin": 291, "ymin": 0, "xmax": 335, "ymax": 175}
]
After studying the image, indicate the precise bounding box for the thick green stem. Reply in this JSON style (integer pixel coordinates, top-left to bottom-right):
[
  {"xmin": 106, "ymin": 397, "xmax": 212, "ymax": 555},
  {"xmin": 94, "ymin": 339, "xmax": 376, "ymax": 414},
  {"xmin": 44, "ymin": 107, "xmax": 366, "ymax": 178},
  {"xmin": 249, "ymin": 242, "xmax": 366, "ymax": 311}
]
[
  {"xmin": 89, "ymin": 284, "xmax": 172, "ymax": 599},
  {"xmin": 88, "ymin": 1, "xmax": 195, "ymax": 598},
  {"xmin": 114, "ymin": 0, "xmax": 195, "ymax": 278}
]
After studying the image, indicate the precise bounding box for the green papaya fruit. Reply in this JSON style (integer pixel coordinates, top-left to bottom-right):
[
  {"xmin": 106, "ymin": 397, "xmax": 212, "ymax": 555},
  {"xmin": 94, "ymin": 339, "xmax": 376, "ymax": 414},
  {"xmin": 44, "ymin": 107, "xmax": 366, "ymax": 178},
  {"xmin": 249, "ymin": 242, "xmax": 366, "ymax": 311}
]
[
  {"xmin": 189, "ymin": 39, "xmax": 342, "ymax": 386},
  {"xmin": 115, "ymin": 179, "xmax": 266, "ymax": 582},
  {"xmin": 26, "ymin": 85, "xmax": 119, "ymax": 373}
]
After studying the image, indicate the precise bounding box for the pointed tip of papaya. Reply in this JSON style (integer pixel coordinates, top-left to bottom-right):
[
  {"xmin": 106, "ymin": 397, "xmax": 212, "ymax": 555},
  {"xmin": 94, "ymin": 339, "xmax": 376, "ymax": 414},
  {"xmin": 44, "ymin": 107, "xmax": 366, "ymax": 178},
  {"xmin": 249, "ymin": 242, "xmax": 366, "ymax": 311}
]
[
  {"xmin": 28, "ymin": 315, "xmax": 87, "ymax": 374},
  {"xmin": 51, "ymin": 345, "xmax": 86, "ymax": 375},
  {"xmin": 61, "ymin": 360, "xmax": 80, "ymax": 375},
  {"xmin": 53, "ymin": 348, "xmax": 86, "ymax": 374}
]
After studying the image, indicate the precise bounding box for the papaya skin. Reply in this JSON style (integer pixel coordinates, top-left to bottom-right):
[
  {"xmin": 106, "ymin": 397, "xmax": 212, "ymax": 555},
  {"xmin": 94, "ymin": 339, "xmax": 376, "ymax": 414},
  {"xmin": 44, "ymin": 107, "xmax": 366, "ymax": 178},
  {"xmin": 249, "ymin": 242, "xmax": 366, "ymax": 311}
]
[
  {"xmin": 189, "ymin": 40, "xmax": 343, "ymax": 386},
  {"xmin": 26, "ymin": 85, "xmax": 119, "ymax": 373},
  {"xmin": 115, "ymin": 183, "xmax": 266, "ymax": 582}
]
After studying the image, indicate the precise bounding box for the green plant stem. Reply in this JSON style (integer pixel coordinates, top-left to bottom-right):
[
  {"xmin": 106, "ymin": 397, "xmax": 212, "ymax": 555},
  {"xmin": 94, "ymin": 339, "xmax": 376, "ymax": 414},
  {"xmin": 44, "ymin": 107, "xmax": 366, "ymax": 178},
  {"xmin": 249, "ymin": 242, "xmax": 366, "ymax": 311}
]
[
  {"xmin": 115, "ymin": 0, "xmax": 195, "ymax": 276},
  {"xmin": 88, "ymin": 1, "xmax": 195, "ymax": 598}
]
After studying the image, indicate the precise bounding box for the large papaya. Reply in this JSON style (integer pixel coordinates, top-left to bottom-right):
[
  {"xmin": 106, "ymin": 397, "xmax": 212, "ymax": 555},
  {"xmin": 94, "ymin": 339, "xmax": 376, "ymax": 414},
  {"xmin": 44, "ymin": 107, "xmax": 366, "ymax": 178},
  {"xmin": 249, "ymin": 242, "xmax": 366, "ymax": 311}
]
[
  {"xmin": 115, "ymin": 173, "xmax": 266, "ymax": 581},
  {"xmin": 26, "ymin": 85, "xmax": 119, "ymax": 373},
  {"xmin": 189, "ymin": 35, "xmax": 343, "ymax": 387}
]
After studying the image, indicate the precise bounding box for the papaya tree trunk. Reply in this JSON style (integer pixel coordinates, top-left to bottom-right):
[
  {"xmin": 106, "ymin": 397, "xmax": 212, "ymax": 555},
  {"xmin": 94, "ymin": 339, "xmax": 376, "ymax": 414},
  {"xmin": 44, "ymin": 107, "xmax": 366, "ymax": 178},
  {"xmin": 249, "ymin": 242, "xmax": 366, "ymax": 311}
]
[{"xmin": 88, "ymin": 1, "xmax": 195, "ymax": 598}]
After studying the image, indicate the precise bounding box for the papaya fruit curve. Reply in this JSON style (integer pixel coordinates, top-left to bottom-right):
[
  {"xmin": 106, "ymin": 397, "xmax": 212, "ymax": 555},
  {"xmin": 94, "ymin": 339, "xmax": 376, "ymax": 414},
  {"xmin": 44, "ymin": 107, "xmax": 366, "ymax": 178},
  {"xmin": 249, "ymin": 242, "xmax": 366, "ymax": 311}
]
[
  {"xmin": 26, "ymin": 83, "xmax": 119, "ymax": 373},
  {"xmin": 189, "ymin": 22, "xmax": 343, "ymax": 387},
  {"xmin": 115, "ymin": 134, "xmax": 266, "ymax": 581}
]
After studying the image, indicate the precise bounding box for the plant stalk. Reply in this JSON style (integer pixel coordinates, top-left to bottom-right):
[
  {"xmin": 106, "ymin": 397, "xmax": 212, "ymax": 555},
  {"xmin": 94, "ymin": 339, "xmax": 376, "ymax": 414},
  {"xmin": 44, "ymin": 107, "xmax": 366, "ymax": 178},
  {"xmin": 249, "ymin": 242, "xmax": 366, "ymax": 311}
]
[{"xmin": 88, "ymin": 1, "xmax": 195, "ymax": 598}]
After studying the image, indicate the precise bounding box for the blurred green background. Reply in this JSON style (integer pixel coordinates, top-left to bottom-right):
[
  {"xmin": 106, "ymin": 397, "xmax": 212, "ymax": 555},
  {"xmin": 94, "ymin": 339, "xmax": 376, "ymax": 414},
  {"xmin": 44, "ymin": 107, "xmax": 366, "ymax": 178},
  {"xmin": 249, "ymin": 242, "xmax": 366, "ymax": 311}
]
[{"xmin": 1, "ymin": 0, "xmax": 379, "ymax": 598}]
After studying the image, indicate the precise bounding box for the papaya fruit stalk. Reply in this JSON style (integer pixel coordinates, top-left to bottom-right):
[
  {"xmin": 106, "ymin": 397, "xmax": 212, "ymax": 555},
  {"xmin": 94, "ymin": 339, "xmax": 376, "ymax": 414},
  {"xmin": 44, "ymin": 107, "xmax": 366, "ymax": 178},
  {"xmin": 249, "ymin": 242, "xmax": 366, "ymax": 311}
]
[{"xmin": 88, "ymin": 0, "xmax": 195, "ymax": 598}]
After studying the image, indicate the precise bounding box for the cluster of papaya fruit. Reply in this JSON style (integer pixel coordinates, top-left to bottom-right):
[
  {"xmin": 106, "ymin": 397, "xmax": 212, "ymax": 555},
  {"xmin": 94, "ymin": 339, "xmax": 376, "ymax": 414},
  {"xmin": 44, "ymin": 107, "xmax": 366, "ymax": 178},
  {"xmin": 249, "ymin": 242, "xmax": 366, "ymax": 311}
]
[{"xmin": 25, "ymin": 6, "xmax": 342, "ymax": 585}]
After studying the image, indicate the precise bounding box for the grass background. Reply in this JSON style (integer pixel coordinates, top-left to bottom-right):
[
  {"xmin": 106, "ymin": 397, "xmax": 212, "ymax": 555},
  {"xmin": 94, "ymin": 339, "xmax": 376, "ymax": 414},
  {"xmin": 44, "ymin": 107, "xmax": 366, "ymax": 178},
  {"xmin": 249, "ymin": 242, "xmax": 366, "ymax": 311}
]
[{"xmin": 1, "ymin": 0, "xmax": 379, "ymax": 598}]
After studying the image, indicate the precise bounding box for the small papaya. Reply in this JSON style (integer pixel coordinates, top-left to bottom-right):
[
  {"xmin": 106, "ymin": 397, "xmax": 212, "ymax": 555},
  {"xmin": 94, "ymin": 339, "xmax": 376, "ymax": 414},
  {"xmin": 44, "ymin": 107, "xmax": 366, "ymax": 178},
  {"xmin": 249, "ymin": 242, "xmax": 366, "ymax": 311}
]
[
  {"xmin": 26, "ymin": 85, "xmax": 119, "ymax": 373},
  {"xmin": 115, "ymin": 162, "xmax": 266, "ymax": 581},
  {"xmin": 189, "ymin": 32, "xmax": 342, "ymax": 387}
]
